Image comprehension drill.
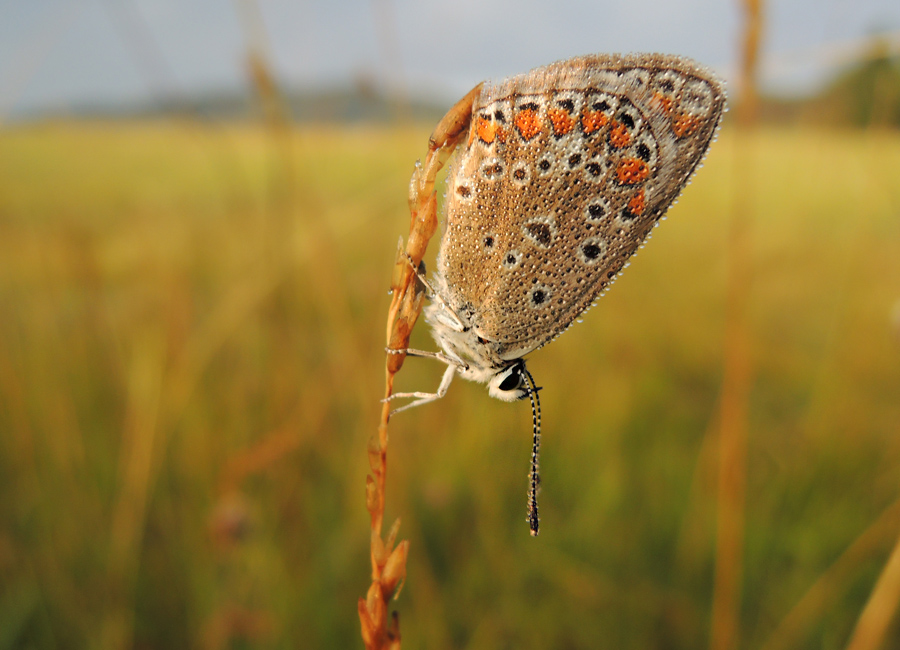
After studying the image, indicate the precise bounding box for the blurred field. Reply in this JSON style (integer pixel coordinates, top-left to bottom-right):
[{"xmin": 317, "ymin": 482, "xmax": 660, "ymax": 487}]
[{"xmin": 0, "ymin": 120, "xmax": 899, "ymax": 649}]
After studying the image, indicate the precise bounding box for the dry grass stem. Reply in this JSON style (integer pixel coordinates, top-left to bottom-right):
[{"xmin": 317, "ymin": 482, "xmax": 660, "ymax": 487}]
[
  {"xmin": 844, "ymin": 523, "xmax": 900, "ymax": 650},
  {"xmin": 710, "ymin": 1, "xmax": 762, "ymax": 648},
  {"xmin": 761, "ymin": 498, "xmax": 900, "ymax": 650},
  {"xmin": 358, "ymin": 84, "xmax": 482, "ymax": 650}
]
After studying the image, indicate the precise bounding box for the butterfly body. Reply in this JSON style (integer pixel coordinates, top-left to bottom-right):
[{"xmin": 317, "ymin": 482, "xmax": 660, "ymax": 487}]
[{"xmin": 422, "ymin": 273, "xmax": 528, "ymax": 401}]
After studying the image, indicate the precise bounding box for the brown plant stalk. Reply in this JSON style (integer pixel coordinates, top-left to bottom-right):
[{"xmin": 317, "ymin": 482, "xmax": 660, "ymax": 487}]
[
  {"xmin": 710, "ymin": 1, "xmax": 761, "ymax": 649},
  {"xmin": 358, "ymin": 84, "xmax": 481, "ymax": 650}
]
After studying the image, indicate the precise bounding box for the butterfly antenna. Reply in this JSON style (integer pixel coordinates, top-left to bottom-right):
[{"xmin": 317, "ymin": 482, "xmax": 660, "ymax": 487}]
[{"xmin": 522, "ymin": 366, "xmax": 542, "ymax": 536}]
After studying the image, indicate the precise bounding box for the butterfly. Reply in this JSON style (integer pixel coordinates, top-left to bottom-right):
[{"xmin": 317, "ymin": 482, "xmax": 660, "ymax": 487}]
[{"xmin": 388, "ymin": 54, "xmax": 726, "ymax": 534}]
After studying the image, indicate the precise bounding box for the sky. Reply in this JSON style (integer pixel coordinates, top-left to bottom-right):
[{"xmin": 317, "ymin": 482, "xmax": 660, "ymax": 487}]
[{"xmin": 1, "ymin": 0, "xmax": 899, "ymax": 117}]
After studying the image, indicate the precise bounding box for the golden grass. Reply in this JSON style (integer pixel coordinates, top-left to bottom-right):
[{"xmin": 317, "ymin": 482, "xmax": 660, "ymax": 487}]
[{"xmin": 0, "ymin": 120, "xmax": 899, "ymax": 649}]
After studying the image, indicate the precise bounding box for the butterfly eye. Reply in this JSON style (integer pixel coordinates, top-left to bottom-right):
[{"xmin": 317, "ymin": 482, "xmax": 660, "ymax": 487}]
[{"xmin": 497, "ymin": 368, "xmax": 522, "ymax": 392}]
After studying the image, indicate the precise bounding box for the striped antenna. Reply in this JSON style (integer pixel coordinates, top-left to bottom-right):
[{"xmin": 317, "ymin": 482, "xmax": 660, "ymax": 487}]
[{"xmin": 521, "ymin": 367, "xmax": 542, "ymax": 536}]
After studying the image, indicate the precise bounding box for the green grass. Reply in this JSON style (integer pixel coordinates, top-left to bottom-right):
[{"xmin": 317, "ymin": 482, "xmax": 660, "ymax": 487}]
[{"xmin": 0, "ymin": 120, "xmax": 899, "ymax": 649}]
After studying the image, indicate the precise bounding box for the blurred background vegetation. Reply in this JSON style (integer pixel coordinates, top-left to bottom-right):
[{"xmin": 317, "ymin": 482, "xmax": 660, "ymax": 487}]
[{"xmin": 1, "ymin": 1, "xmax": 900, "ymax": 649}]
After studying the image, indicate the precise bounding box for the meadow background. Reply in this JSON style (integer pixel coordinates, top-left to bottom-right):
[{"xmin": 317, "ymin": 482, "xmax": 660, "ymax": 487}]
[{"xmin": 2, "ymin": 2, "xmax": 900, "ymax": 649}]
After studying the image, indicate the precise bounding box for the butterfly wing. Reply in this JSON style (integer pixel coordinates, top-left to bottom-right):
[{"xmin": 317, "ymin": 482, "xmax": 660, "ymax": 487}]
[{"xmin": 436, "ymin": 54, "xmax": 726, "ymax": 360}]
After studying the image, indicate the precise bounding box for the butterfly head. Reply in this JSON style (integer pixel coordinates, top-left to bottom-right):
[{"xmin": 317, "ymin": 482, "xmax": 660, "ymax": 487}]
[{"xmin": 488, "ymin": 360, "xmax": 538, "ymax": 402}]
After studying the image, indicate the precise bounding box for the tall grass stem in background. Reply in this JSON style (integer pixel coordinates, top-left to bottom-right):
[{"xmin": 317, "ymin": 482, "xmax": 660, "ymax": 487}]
[{"xmin": 710, "ymin": 1, "xmax": 762, "ymax": 648}]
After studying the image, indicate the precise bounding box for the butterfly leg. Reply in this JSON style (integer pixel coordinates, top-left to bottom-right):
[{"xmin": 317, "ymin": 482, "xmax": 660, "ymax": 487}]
[
  {"xmin": 385, "ymin": 346, "xmax": 461, "ymax": 365},
  {"xmin": 384, "ymin": 84, "xmax": 482, "ymax": 415},
  {"xmin": 384, "ymin": 363, "xmax": 457, "ymax": 414}
]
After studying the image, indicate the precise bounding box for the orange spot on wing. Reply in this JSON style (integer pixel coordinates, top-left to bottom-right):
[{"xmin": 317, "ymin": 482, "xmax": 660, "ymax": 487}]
[
  {"xmin": 581, "ymin": 109, "xmax": 608, "ymax": 134},
  {"xmin": 653, "ymin": 92, "xmax": 674, "ymax": 114},
  {"xmin": 548, "ymin": 107, "xmax": 575, "ymax": 136},
  {"xmin": 628, "ymin": 189, "xmax": 646, "ymax": 215},
  {"xmin": 672, "ymin": 113, "xmax": 699, "ymax": 138},
  {"xmin": 609, "ymin": 121, "xmax": 631, "ymax": 148},
  {"xmin": 616, "ymin": 158, "xmax": 650, "ymax": 185},
  {"xmin": 476, "ymin": 117, "xmax": 496, "ymax": 143},
  {"xmin": 515, "ymin": 109, "xmax": 542, "ymax": 140}
]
